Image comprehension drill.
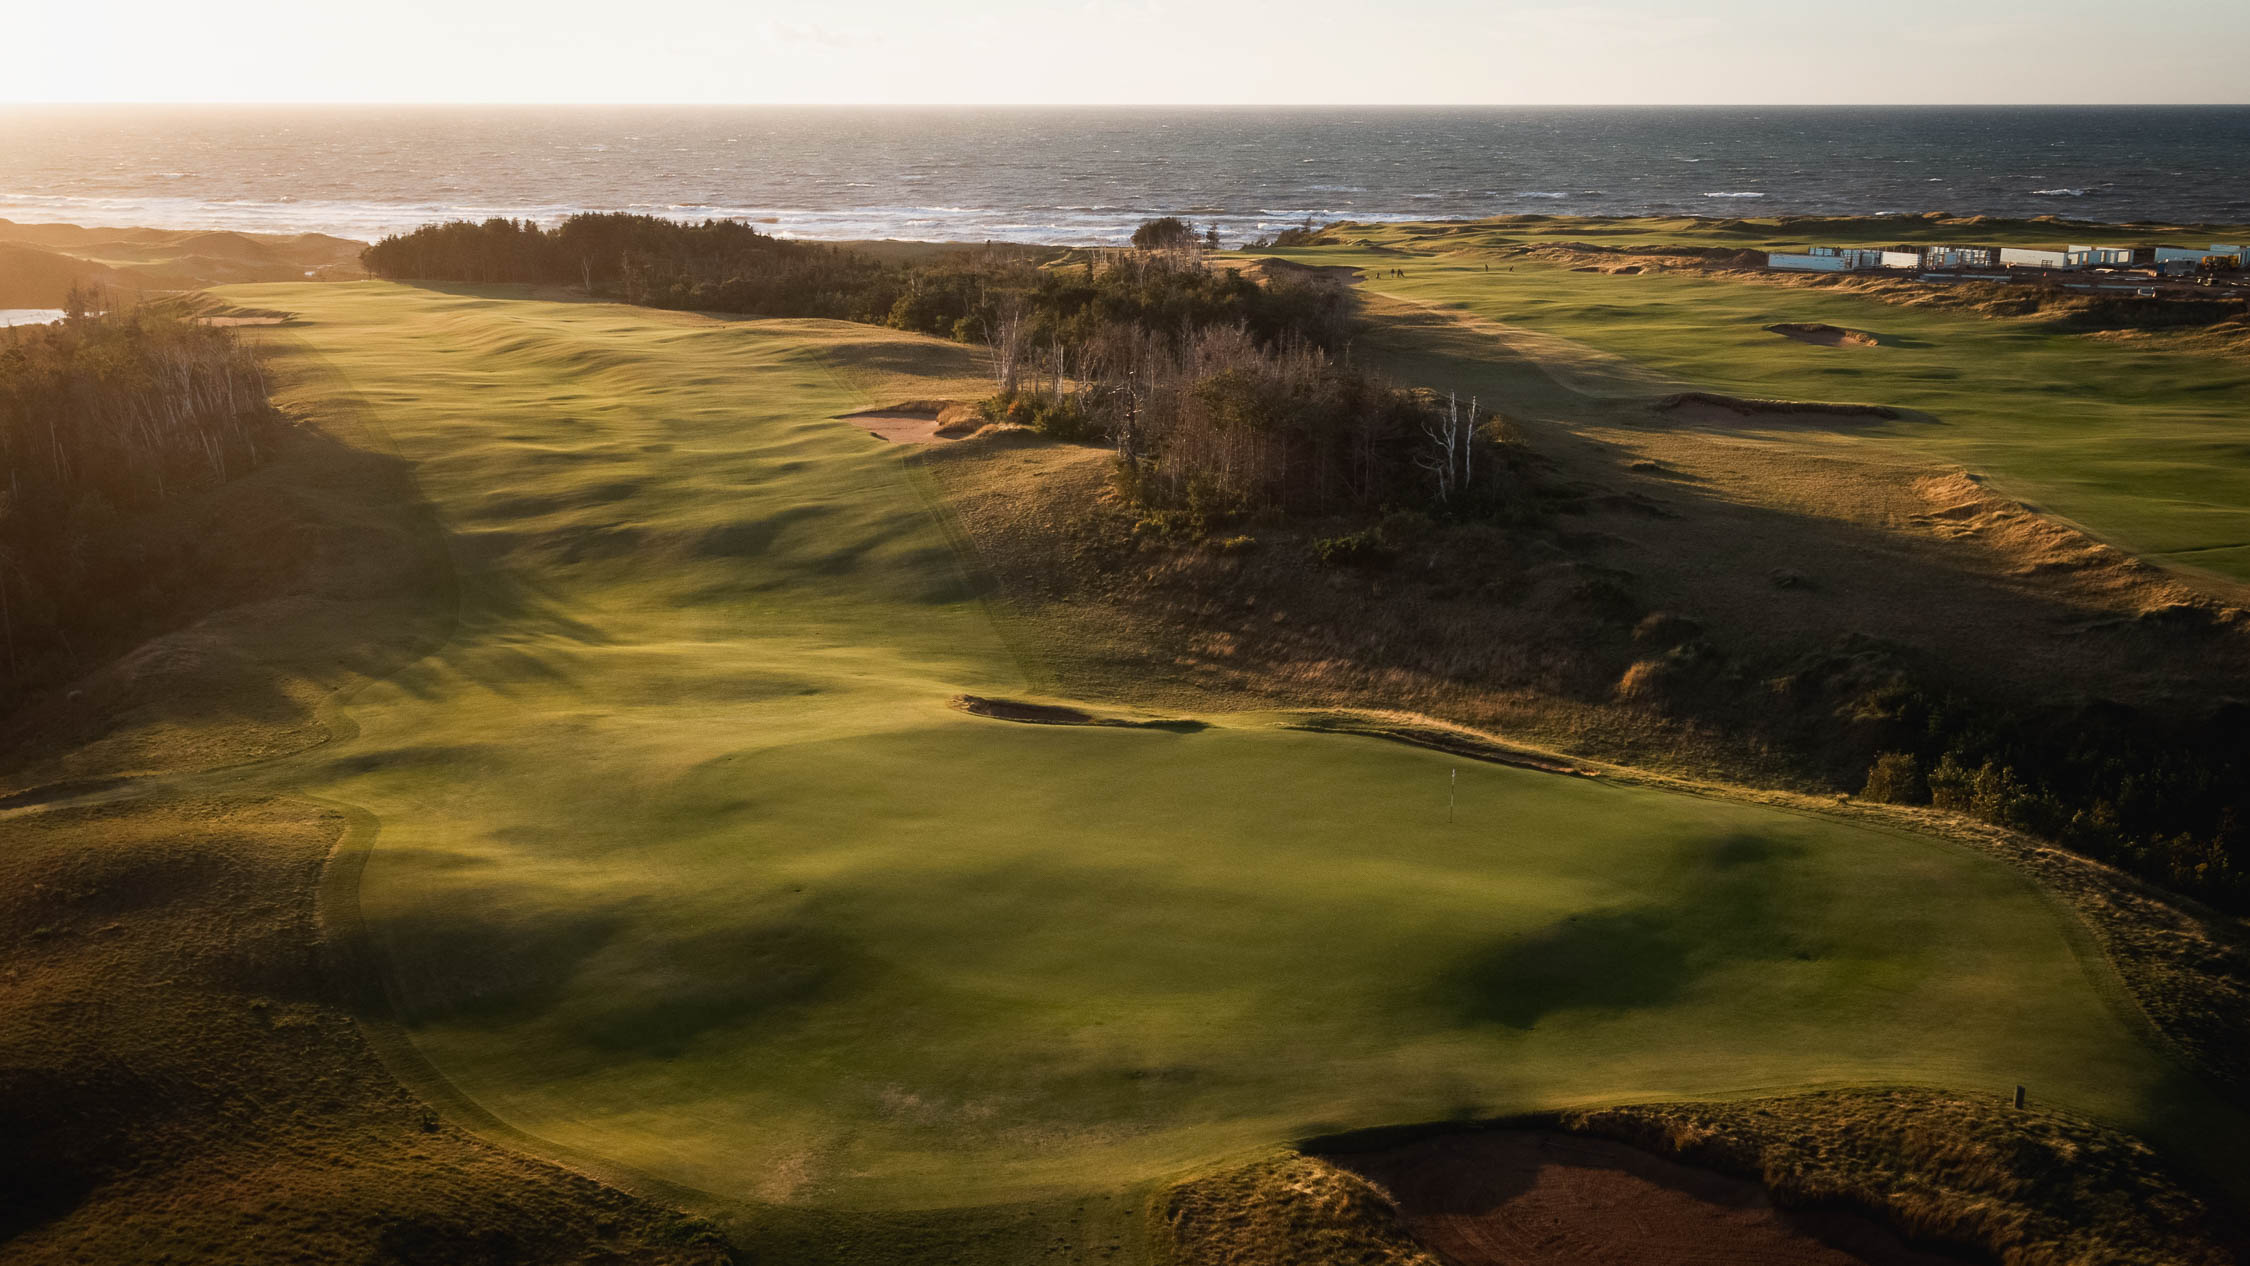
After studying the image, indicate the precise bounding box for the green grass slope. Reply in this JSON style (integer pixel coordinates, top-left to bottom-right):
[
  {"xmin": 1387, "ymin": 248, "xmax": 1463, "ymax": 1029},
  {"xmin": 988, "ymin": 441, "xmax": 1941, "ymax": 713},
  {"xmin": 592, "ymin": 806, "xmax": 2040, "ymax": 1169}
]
[
  {"xmin": 1331, "ymin": 213, "xmax": 2250, "ymax": 254},
  {"xmin": 213, "ymin": 281, "xmax": 2234, "ymax": 1259},
  {"xmin": 1260, "ymin": 222, "xmax": 2250, "ymax": 584}
]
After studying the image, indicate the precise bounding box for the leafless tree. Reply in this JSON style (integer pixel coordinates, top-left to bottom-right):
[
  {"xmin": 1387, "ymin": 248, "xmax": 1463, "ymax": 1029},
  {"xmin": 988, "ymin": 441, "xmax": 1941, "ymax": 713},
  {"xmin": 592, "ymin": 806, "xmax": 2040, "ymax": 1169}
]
[
  {"xmin": 1416, "ymin": 390, "xmax": 1478, "ymax": 503},
  {"xmin": 987, "ymin": 302, "xmax": 1027, "ymax": 397}
]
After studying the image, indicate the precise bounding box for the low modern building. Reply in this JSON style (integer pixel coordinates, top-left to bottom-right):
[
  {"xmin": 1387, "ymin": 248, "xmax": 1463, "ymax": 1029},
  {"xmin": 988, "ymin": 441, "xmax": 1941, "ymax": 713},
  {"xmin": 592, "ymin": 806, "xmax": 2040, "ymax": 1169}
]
[
  {"xmin": 1810, "ymin": 246, "xmax": 1888, "ymax": 269},
  {"xmin": 1923, "ymin": 245, "xmax": 1998, "ymax": 269},
  {"xmin": 1768, "ymin": 240, "xmax": 2238, "ymax": 282},
  {"xmin": 2151, "ymin": 245, "xmax": 2246, "ymax": 268}
]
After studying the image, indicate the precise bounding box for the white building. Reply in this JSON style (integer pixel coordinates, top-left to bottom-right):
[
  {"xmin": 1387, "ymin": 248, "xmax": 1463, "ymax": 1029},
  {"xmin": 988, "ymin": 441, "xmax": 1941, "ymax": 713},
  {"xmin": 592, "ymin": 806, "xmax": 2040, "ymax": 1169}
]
[
  {"xmin": 2067, "ymin": 245, "xmax": 2133, "ymax": 267},
  {"xmin": 1768, "ymin": 252, "xmax": 1850, "ymax": 272},
  {"xmin": 1880, "ymin": 250, "xmax": 1924, "ymax": 270},
  {"xmin": 2000, "ymin": 247, "xmax": 2070, "ymax": 269},
  {"xmin": 1810, "ymin": 246, "xmax": 1888, "ymax": 269},
  {"xmin": 1923, "ymin": 246, "xmax": 1998, "ymax": 269}
]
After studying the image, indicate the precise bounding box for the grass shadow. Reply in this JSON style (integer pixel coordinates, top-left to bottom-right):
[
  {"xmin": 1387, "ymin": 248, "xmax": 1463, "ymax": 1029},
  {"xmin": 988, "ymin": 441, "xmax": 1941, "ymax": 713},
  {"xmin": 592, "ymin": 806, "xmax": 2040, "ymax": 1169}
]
[{"xmin": 1439, "ymin": 832, "xmax": 1815, "ymax": 1029}]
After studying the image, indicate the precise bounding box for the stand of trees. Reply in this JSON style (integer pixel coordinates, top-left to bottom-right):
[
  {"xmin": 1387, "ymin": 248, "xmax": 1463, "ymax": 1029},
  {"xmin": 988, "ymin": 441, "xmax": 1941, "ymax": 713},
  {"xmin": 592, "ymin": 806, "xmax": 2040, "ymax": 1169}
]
[
  {"xmin": 0, "ymin": 298, "xmax": 284, "ymax": 702},
  {"xmin": 360, "ymin": 214, "xmax": 1352, "ymax": 345},
  {"xmin": 1129, "ymin": 216, "xmax": 1199, "ymax": 251},
  {"xmin": 365, "ymin": 213, "xmax": 1499, "ymax": 520},
  {"xmin": 988, "ymin": 324, "xmax": 1501, "ymax": 520}
]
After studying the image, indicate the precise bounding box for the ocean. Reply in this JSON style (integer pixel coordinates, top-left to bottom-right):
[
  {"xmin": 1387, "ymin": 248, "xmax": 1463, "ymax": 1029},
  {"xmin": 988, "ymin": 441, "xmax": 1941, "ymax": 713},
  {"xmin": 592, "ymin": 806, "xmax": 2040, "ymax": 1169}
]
[{"xmin": 2, "ymin": 105, "xmax": 2246, "ymax": 246}]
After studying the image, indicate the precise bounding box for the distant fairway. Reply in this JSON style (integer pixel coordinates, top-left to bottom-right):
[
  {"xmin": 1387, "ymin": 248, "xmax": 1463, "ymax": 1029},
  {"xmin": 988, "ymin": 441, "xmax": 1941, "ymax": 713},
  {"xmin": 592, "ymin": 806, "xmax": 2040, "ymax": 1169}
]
[
  {"xmin": 1267, "ymin": 223, "xmax": 2250, "ymax": 583},
  {"xmin": 222, "ymin": 282, "xmax": 2227, "ymax": 1255}
]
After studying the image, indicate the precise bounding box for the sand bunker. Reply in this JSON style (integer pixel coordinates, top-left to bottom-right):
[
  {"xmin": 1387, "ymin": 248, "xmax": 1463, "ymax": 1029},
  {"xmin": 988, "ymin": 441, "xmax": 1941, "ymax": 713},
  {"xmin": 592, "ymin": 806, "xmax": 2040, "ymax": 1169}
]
[
  {"xmin": 839, "ymin": 411, "xmax": 956, "ymax": 444},
  {"xmin": 837, "ymin": 401, "xmax": 982, "ymax": 444},
  {"xmin": 1282, "ymin": 711, "xmax": 1595, "ymax": 777},
  {"xmin": 950, "ymin": 695, "xmax": 1203, "ymax": 731},
  {"xmin": 1767, "ymin": 323, "xmax": 1880, "ymax": 349},
  {"xmin": 1330, "ymin": 1131, "xmax": 1954, "ymax": 1266},
  {"xmin": 1653, "ymin": 391, "xmax": 1899, "ymax": 427}
]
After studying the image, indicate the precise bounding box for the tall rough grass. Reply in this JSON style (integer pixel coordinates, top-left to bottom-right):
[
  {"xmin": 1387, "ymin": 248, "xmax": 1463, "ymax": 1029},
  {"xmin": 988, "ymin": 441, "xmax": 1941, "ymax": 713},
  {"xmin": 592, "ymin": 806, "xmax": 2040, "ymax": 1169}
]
[{"xmin": 1162, "ymin": 1155, "xmax": 1438, "ymax": 1266}]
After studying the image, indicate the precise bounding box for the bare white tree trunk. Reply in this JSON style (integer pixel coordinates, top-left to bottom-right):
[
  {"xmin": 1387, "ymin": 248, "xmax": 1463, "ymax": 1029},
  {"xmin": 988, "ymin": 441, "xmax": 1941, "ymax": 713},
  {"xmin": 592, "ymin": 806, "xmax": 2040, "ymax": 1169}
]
[
  {"xmin": 989, "ymin": 305, "xmax": 1026, "ymax": 397},
  {"xmin": 1415, "ymin": 391, "xmax": 1482, "ymax": 504},
  {"xmin": 1464, "ymin": 394, "xmax": 1476, "ymax": 489}
]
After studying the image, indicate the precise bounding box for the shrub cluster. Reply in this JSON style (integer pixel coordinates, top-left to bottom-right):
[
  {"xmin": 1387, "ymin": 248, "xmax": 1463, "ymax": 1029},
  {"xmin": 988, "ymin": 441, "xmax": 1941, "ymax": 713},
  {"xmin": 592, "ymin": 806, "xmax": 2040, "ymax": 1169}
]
[
  {"xmin": 1103, "ymin": 329, "xmax": 1500, "ymax": 520},
  {"xmin": 1855, "ymin": 694, "xmax": 2250, "ymax": 910},
  {"xmin": 1128, "ymin": 216, "xmax": 1199, "ymax": 251}
]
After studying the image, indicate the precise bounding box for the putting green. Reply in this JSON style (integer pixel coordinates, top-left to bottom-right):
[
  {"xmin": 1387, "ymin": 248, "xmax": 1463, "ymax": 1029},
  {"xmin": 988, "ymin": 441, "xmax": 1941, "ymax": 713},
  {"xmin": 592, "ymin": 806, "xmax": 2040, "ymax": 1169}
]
[
  {"xmin": 1264, "ymin": 223, "xmax": 2250, "ymax": 583},
  {"xmin": 228, "ymin": 283, "xmax": 2215, "ymax": 1242}
]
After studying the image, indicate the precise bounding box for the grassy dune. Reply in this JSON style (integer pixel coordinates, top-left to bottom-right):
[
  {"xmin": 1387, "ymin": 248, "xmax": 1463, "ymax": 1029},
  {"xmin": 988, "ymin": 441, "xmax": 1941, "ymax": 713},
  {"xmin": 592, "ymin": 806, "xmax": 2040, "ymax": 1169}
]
[
  {"xmin": 208, "ymin": 282, "xmax": 2232, "ymax": 1257},
  {"xmin": 1262, "ymin": 221, "xmax": 2250, "ymax": 583},
  {"xmin": 0, "ymin": 219, "xmax": 364, "ymax": 306}
]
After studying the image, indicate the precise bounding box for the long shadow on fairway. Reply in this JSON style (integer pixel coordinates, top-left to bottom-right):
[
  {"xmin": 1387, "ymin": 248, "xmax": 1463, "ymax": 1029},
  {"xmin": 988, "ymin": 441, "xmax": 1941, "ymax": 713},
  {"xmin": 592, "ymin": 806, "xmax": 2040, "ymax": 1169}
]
[
  {"xmin": 369, "ymin": 870, "xmax": 892, "ymax": 1063},
  {"xmin": 0, "ymin": 416, "xmax": 455, "ymax": 787},
  {"xmin": 1441, "ymin": 832, "xmax": 1820, "ymax": 1030}
]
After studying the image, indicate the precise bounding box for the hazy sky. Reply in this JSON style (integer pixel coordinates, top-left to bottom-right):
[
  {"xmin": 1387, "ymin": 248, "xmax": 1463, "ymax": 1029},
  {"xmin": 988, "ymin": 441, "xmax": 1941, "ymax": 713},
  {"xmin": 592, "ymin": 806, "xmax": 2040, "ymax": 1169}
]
[{"xmin": 13, "ymin": 0, "xmax": 2248, "ymax": 104}]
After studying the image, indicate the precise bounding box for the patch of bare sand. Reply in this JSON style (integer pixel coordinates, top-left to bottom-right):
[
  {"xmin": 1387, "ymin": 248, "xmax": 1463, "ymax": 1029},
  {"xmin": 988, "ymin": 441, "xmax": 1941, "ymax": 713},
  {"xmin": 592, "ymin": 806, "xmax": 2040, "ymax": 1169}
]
[
  {"xmin": 836, "ymin": 401, "xmax": 979, "ymax": 444},
  {"xmin": 951, "ymin": 693, "xmax": 1204, "ymax": 730},
  {"xmin": 1331, "ymin": 1131, "xmax": 1955, "ymax": 1266},
  {"xmin": 1766, "ymin": 322, "xmax": 1880, "ymax": 349}
]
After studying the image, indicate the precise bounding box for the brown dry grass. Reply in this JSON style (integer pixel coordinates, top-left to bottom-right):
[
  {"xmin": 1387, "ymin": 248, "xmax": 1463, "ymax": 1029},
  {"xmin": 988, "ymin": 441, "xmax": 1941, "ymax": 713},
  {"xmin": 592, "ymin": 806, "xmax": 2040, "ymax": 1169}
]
[
  {"xmin": 1159, "ymin": 1155, "xmax": 1439, "ymax": 1266},
  {"xmin": 1556, "ymin": 1091, "xmax": 2240, "ymax": 1266}
]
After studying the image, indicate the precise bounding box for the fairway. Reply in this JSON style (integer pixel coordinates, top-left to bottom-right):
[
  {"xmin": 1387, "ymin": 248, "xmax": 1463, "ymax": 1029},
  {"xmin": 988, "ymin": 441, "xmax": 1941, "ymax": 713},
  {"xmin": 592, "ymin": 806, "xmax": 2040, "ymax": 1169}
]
[
  {"xmin": 1266, "ymin": 223, "xmax": 2250, "ymax": 583},
  {"xmin": 218, "ymin": 283, "xmax": 2222, "ymax": 1246}
]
